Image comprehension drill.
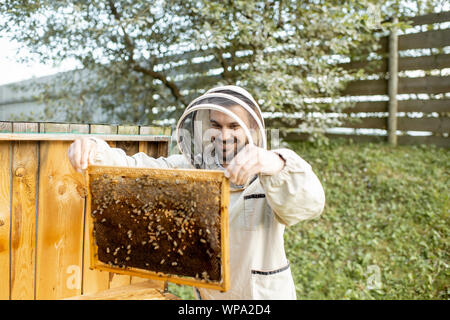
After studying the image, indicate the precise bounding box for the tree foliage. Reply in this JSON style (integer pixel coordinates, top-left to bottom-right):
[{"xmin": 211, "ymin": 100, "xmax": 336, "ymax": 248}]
[{"xmin": 0, "ymin": 0, "xmax": 446, "ymax": 131}]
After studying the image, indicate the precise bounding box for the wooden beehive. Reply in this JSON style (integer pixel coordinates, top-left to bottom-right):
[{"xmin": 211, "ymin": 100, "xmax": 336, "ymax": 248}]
[{"xmin": 86, "ymin": 165, "xmax": 230, "ymax": 292}]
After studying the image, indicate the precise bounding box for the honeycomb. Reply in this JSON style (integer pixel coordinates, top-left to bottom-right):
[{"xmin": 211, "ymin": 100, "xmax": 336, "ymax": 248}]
[{"xmin": 89, "ymin": 168, "xmax": 225, "ymax": 282}]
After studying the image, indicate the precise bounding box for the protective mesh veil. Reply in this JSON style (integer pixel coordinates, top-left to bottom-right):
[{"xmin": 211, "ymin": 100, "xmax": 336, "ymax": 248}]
[{"xmin": 176, "ymin": 86, "xmax": 266, "ymax": 190}]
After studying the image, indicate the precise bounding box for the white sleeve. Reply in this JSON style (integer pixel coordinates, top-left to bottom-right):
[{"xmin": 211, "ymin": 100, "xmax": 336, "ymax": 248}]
[
  {"xmin": 259, "ymin": 148, "xmax": 325, "ymax": 226},
  {"xmin": 89, "ymin": 137, "xmax": 192, "ymax": 169}
]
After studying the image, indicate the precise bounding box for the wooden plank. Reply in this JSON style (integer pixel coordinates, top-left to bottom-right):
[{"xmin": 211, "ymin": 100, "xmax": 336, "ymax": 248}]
[
  {"xmin": 118, "ymin": 125, "xmax": 139, "ymax": 135},
  {"xmin": 374, "ymin": 29, "xmax": 450, "ymax": 53},
  {"xmin": 39, "ymin": 123, "xmax": 83, "ymax": 133},
  {"xmin": 398, "ymin": 99, "xmax": 450, "ymax": 113},
  {"xmin": 341, "ymin": 101, "xmax": 388, "ymax": 113},
  {"xmin": 90, "ymin": 124, "xmax": 118, "ymax": 135},
  {"xmin": 35, "ymin": 139, "xmax": 86, "ymax": 299},
  {"xmin": 65, "ymin": 280, "xmax": 179, "ymax": 300},
  {"xmin": 0, "ymin": 122, "xmax": 12, "ymax": 133},
  {"xmin": 138, "ymin": 141, "xmax": 148, "ymax": 154},
  {"xmin": 0, "ymin": 141, "xmax": 11, "ymax": 300},
  {"xmin": 157, "ymin": 141, "xmax": 169, "ymax": 158},
  {"xmin": 340, "ymin": 54, "xmax": 450, "ymax": 73},
  {"xmin": 138, "ymin": 141, "xmax": 169, "ymax": 159},
  {"xmin": 139, "ymin": 126, "xmax": 169, "ymax": 136},
  {"xmin": 115, "ymin": 141, "xmax": 139, "ymax": 157},
  {"xmin": 341, "ymin": 117, "xmax": 387, "ymax": 130},
  {"xmin": 398, "ymin": 29, "xmax": 450, "ymax": 50},
  {"xmin": 341, "ymin": 99, "xmax": 450, "ymax": 113},
  {"xmin": 398, "ymin": 76, "xmax": 450, "ymax": 94},
  {"xmin": 339, "ymin": 116, "xmax": 450, "ymax": 133},
  {"xmin": 398, "ymin": 117, "xmax": 450, "ymax": 133},
  {"xmin": 69, "ymin": 124, "xmax": 90, "ymax": 134},
  {"xmin": 41, "ymin": 123, "xmax": 69, "ymax": 133},
  {"xmin": 139, "ymin": 126, "xmax": 171, "ymax": 158},
  {"xmin": 339, "ymin": 59, "xmax": 386, "ymax": 73},
  {"xmin": 373, "ymin": 28, "xmax": 450, "ymax": 54},
  {"xmin": 13, "ymin": 122, "xmax": 39, "ymax": 133},
  {"xmin": 343, "ymin": 76, "xmax": 450, "ymax": 96},
  {"xmin": 282, "ymin": 131, "xmax": 449, "ymax": 148},
  {"xmin": 281, "ymin": 131, "xmax": 386, "ymax": 143},
  {"xmin": 0, "ymin": 133, "xmax": 171, "ymax": 142},
  {"xmin": 10, "ymin": 141, "xmax": 38, "ymax": 299},
  {"xmin": 265, "ymin": 117, "xmax": 304, "ymax": 129},
  {"xmin": 143, "ymin": 142, "xmax": 160, "ymax": 158},
  {"xmin": 398, "ymin": 135, "xmax": 450, "ymax": 148},
  {"xmin": 324, "ymin": 133, "xmax": 386, "ymax": 143},
  {"xmin": 342, "ymin": 79, "xmax": 383, "ymax": 96},
  {"xmin": 409, "ymin": 11, "xmax": 450, "ymax": 26},
  {"xmin": 398, "ymin": 54, "xmax": 450, "ymax": 71},
  {"xmin": 116, "ymin": 125, "xmax": 139, "ymax": 157}
]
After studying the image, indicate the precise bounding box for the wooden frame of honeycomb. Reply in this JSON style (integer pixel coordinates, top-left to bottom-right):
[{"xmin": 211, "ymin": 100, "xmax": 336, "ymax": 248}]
[{"xmin": 86, "ymin": 165, "xmax": 230, "ymax": 292}]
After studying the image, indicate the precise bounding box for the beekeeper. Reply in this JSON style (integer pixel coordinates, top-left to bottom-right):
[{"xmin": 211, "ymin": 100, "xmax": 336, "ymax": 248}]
[{"xmin": 67, "ymin": 85, "xmax": 325, "ymax": 300}]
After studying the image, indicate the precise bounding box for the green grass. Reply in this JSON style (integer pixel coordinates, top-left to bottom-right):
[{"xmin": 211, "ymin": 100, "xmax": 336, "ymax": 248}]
[
  {"xmin": 169, "ymin": 139, "xmax": 449, "ymax": 299},
  {"xmin": 285, "ymin": 139, "xmax": 449, "ymax": 299}
]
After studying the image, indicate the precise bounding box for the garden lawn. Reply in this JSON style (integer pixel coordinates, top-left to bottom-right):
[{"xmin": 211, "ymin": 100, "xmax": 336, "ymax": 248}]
[{"xmin": 169, "ymin": 140, "xmax": 449, "ymax": 299}]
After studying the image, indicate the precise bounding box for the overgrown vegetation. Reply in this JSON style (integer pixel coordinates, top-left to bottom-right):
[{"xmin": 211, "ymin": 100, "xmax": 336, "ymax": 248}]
[{"xmin": 169, "ymin": 141, "xmax": 449, "ymax": 299}]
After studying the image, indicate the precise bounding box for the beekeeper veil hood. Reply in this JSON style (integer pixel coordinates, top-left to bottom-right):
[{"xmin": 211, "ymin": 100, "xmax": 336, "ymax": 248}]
[{"xmin": 176, "ymin": 85, "xmax": 266, "ymax": 189}]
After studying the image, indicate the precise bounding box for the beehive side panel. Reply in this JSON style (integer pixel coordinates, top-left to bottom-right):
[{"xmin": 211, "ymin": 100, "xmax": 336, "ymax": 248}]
[
  {"xmin": 35, "ymin": 141, "xmax": 85, "ymax": 299},
  {"xmin": 0, "ymin": 142, "xmax": 11, "ymax": 299},
  {"xmin": 139, "ymin": 141, "xmax": 169, "ymax": 159},
  {"xmin": 10, "ymin": 141, "xmax": 38, "ymax": 300},
  {"xmin": 115, "ymin": 141, "xmax": 139, "ymax": 157},
  {"xmin": 157, "ymin": 141, "xmax": 169, "ymax": 157},
  {"xmin": 144, "ymin": 142, "xmax": 160, "ymax": 158}
]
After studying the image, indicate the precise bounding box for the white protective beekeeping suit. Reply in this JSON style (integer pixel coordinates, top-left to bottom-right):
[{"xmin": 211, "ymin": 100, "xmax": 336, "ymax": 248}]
[{"xmin": 90, "ymin": 85, "xmax": 326, "ymax": 300}]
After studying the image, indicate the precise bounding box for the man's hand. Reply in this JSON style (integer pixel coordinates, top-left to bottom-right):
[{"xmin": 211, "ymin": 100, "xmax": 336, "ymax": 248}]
[
  {"xmin": 224, "ymin": 144, "xmax": 285, "ymax": 186},
  {"xmin": 67, "ymin": 138, "xmax": 98, "ymax": 173}
]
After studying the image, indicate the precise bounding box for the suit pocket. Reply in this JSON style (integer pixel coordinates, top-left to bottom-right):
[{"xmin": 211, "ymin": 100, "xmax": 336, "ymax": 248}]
[
  {"xmin": 250, "ymin": 263, "xmax": 296, "ymax": 300},
  {"xmin": 243, "ymin": 194, "xmax": 267, "ymax": 231}
]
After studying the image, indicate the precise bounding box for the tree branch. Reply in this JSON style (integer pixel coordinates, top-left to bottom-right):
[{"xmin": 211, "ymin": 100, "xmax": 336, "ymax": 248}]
[
  {"xmin": 108, "ymin": 0, "xmax": 135, "ymax": 56},
  {"xmin": 132, "ymin": 64, "xmax": 188, "ymax": 106}
]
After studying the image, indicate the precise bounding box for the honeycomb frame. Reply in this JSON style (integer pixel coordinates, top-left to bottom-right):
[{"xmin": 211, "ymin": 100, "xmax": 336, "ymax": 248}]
[{"xmin": 86, "ymin": 165, "xmax": 230, "ymax": 292}]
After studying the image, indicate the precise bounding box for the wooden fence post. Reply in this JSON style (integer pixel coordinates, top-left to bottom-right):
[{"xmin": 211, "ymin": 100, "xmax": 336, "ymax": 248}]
[{"xmin": 388, "ymin": 16, "xmax": 399, "ymax": 146}]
